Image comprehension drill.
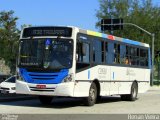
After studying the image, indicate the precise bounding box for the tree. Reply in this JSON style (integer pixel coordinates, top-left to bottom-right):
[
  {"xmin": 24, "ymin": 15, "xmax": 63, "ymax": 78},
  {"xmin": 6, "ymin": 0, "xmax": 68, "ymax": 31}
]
[
  {"xmin": 96, "ymin": 0, "xmax": 160, "ymax": 50},
  {"xmin": 0, "ymin": 10, "xmax": 20, "ymax": 74}
]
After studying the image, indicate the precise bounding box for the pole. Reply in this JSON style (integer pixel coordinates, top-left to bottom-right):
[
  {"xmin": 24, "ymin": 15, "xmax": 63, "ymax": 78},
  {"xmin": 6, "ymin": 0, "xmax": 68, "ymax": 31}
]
[{"xmin": 151, "ymin": 33, "xmax": 155, "ymax": 86}]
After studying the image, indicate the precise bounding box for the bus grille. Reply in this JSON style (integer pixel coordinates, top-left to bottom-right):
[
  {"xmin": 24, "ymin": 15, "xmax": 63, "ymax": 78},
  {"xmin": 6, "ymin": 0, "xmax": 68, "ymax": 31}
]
[
  {"xmin": 28, "ymin": 73, "xmax": 58, "ymax": 80},
  {"xmin": 19, "ymin": 68, "xmax": 69, "ymax": 84}
]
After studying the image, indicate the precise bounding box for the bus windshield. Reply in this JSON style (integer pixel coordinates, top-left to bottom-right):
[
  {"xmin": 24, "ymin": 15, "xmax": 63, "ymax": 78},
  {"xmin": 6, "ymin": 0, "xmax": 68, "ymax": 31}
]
[{"xmin": 19, "ymin": 38, "xmax": 73, "ymax": 70}]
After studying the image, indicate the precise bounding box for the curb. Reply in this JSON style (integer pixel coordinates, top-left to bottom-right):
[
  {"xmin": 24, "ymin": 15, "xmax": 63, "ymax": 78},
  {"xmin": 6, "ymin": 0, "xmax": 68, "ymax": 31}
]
[{"xmin": 149, "ymin": 86, "xmax": 160, "ymax": 91}]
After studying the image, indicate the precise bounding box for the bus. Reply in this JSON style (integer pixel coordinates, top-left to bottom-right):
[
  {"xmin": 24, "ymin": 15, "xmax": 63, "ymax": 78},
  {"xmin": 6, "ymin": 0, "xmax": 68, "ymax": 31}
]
[{"xmin": 16, "ymin": 26, "xmax": 151, "ymax": 106}]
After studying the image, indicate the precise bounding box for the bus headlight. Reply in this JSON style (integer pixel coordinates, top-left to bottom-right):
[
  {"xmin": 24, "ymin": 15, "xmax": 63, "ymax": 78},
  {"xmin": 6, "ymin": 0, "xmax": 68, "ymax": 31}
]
[{"xmin": 63, "ymin": 74, "xmax": 73, "ymax": 82}]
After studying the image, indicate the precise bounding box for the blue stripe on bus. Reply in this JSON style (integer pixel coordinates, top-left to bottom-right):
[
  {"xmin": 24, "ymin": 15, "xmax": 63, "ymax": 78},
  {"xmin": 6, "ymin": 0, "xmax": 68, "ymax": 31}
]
[
  {"xmin": 123, "ymin": 39, "xmax": 141, "ymax": 46},
  {"xmin": 112, "ymin": 72, "xmax": 115, "ymax": 80},
  {"xmin": 88, "ymin": 70, "xmax": 90, "ymax": 80},
  {"xmin": 102, "ymin": 33, "xmax": 107, "ymax": 38}
]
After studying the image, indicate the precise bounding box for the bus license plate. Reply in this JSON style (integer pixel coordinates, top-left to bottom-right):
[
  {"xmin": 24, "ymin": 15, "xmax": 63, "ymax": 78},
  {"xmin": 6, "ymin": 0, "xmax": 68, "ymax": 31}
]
[{"xmin": 36, "ymin": 85, "xmax": 46, "ymax": 89}]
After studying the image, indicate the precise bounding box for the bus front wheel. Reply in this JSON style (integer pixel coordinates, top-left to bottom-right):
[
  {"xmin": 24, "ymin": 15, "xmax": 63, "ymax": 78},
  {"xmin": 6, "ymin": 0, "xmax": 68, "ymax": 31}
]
[
  {"xmin": 38, "ymin": 96, "xmax": 53, "ymax": 105},
  {"xmin": 84, "ymin": 82, "xmax": 97, "ymax": 106}
]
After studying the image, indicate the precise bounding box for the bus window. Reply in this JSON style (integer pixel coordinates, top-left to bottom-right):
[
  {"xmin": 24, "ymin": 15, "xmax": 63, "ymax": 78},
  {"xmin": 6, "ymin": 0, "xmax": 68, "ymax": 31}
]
[
  {"xmin": 114, "ymin": 43, "xmax": 120, "ymax": 64},
  {"xmin": 105, "ymin": 42, "xmax": 108, "ymax": 63},
  {"xmin": 126, "ymin": 46, "xmax": 131, "ymax": 65},
  {"xmin": 83, "ymin": 43, "xmax": 90, "ymax": 63},
  {"xmin": 93, "ymin": 40, "xmax": 102, "ymax": 63},
  {"xmin": 76, "ymin": 42, "xmax": 90, "ymax": 71},
  {"xmin": 107, "ymin": 42, "xmax": 114, "ymax": 64},
  {"xmin": 130, "ymin": 47, "xmax": 138, "ymax": 66},
  {"xmin": 120, "ymin": 45, "xmax": 126, "ymax": 64},
  {"xmin": 101, "ymin": 41, "xmax": 105, "ymax": 63},
  {"xmin": 136, "ymin": 48, "xmax": 140, "ymax": 65},
  {"xmin": 140, "ymin": 49, "xmax": 148, "ymax": 67},
  {"xmin": 77, "ymin": 42, "xmax": 90, "ymax": 63}
]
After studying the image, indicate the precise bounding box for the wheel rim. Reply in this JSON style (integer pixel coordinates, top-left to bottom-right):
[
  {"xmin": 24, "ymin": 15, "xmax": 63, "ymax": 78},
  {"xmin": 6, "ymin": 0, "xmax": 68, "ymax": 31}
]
[
  {"xmin": 132, "ymin": 86, "xmax": 137, "ymax": 98},
  {"xmin": 89, "ymin": 88, "xmax": 96, "ymax": 102}
]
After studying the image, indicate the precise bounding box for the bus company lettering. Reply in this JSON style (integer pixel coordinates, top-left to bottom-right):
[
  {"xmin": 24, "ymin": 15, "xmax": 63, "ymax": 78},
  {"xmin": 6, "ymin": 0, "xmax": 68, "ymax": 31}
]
[
  {"xmin": 126, "ymin": 68, "xmax": 136, "ymax": 76},
  {"xmin": 98, "ymin": 68, "xmax": 107, "ymax": 74}
]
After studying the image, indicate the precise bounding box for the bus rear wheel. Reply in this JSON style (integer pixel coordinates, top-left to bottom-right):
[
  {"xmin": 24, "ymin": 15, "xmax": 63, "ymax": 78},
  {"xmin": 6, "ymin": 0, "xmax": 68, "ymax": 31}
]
[
  {"xmin": 84, "ymin": 82, "xmax": 97, "ymax": 106},
  {"xmin": 121, "ymin": 82, "xmax": 138, "ymax": 101},
  {"xmin": 38, "ymin": 96, "xmax": 53, "ymax": 105}
]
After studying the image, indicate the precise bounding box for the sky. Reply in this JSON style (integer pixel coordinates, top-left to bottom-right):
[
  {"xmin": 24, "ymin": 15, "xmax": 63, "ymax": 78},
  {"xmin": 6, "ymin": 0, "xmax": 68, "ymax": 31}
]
[
  {"xmin": 0, "ymin": 0, "xmax": 160, "ymax": 31},
  {"xmin": 0, "ymin": 0, "xmax": 99, "ymax": 31}
]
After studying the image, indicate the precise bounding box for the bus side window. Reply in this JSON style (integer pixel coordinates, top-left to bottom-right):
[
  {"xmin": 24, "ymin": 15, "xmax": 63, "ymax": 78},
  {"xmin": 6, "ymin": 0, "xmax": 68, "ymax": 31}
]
[
  {"xmin": 82, "ymin": 43, "xmax": 90, "ymax": 63},
  {"xmin": 126, "ymin": 46, "xmax": 131, "ymax": 65},
  {"xmin": 76, "ymin": 42, "xmax": 90, "ymax": 63},
  {"xmin": 140, "ymin": 49, "xmax": 148, "ymax": 67},
  {"xmin": 130, "ymin": 47, "xmax": 139, "ymax": 66},
  {"xmin": 120, "ymin": 45, "xmax": 126, "ymax": 64},
  {"xmin": 105, "ymin": 42, "xmax": 108, "ymax": 63},
  {"xmin": 101, "ymin": 41, "xmax": 105, "ymax": 63},
  {"xmin": 114, "ymin": 43, "xmax": 120, "ymax": 64},
  {"xmin": 76, "ymin": 42, "xmax": 82, "ymax": 62},
  {"xmin": 93, "ymin": 40, "xmax": 102, "ymax": 63},
  {"xmin": 107, "ymin": 42, "xmax": 114, "ymax": 64}
]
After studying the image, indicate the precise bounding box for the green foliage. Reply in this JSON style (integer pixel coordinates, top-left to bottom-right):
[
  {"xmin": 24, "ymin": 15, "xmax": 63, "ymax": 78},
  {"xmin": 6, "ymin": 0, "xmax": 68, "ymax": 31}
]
[
  {"xmin": 96, "ymin": 0, "xmax": 160, "ymax": 50},
  {"xmin": 0, "ymin": 10, "xmax": 20, "ymax": 74}
]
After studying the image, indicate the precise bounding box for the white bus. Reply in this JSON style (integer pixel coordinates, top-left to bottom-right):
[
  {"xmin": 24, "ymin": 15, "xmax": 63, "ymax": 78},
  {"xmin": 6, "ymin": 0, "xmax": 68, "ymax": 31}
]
[{"xmin": 16, "ymin": 26, "xmax": 151, "ymax": 106}]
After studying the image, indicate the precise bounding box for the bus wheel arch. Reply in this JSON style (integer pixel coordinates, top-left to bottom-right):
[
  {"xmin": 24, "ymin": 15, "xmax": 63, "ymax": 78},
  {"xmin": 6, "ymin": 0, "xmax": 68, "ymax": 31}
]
[
  {"xmin": 121, "ymin": 81, "xmax": 138, "ymax": 101},
  {"xmin": 92, "ymin": 79, "xmax": 101, "ymax": 101},
  {"xmin": 133, "ymin": 80, "xmax": 138, "ymax": 91},
  {"xmin": 84, "ymin": 79, "xmax": 100, "ymax": 106}
]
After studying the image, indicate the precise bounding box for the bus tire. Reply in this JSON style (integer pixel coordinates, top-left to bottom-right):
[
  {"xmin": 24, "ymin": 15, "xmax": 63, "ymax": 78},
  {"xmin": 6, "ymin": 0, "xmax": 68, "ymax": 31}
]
[
  {"xmin": 38, "ymin": 96, "xmax": 53, "ymax": 105},
  {"xmin": 121, "ymin": 82, "xmax": 138, "ymax": 101},
  {"xmin": 84, "ymin": 82, "xmax": 97, "ymax": 106},
  {"xmin": 129, "ymin": 82, "xmax": 138, "ymax": 101}
]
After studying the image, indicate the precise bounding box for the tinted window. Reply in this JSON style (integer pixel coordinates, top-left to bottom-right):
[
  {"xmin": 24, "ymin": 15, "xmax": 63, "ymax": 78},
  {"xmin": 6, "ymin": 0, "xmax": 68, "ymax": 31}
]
[
  {"xmin": 114, "ymin": 43, "xmax": 120, "ymax": 64},
  {"xmin": 120, "ymin": 45, "xmax": 126, "ymax": 64},
  {"xmin": 6, "ymin": 76, "xmax": 16, "ymax": 83},
  {"xmin": 105, "ymin": 42, "xmax": 108, "ymax": 63},
  {"xmin": 77, "ymin": 42, "xmax": 90, "ymax": 63},
  {"xmin": 140, "ymin": 49, "xmax": 148, "ymax": 67},
  {"xmin": 76, "ymin": 33, "xmax": 91, "ymax": 71},
  {"xmin": 93, "ymin": 40, "xmax": 102, "ymax": 63}
]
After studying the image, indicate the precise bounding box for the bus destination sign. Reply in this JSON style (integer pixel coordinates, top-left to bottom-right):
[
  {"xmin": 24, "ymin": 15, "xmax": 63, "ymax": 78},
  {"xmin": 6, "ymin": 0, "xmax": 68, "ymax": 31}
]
[{"xmin": 22, "ymin": 27, "xmax": 72, "ymax": 37}]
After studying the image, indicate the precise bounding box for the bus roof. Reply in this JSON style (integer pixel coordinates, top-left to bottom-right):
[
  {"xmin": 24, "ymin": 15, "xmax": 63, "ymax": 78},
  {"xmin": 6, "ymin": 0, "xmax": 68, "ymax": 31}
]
[
  {"xmin": 21, "ymin": 26, "xmax": 150, "ymax": 48},
  {"xmin": 78, "ymin": 28, "xmax": 150, "ymax": 48}
]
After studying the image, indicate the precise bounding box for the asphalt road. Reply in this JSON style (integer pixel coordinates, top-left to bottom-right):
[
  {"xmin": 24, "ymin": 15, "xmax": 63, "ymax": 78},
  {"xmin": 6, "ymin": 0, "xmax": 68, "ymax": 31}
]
[{"xmin": 0, "ymin": 88, "xmax": 160, "ymax": 114}]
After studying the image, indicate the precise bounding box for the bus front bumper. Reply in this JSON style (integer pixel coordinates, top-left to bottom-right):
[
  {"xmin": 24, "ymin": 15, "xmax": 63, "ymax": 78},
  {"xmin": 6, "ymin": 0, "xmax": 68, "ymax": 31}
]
[{"xmin": 16, "ymin": 81, "xmax": 75, "ymax": 97}]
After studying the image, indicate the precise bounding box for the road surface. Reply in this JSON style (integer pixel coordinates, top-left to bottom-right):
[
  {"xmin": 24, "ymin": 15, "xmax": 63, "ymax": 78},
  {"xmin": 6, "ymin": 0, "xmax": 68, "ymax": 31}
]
[{"xmin": 0, "ymin": 87, "xmax": 160, "ymax": 114}]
